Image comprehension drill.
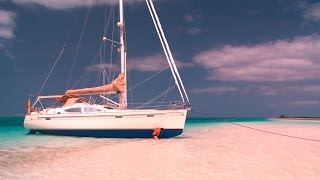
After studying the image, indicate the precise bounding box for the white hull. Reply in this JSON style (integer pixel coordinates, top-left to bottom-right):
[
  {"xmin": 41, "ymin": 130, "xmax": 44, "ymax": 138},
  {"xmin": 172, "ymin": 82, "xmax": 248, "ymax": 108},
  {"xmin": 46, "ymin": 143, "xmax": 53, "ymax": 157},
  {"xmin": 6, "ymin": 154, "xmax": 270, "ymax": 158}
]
[
  {"xmin": 24, "ymin": 109, "xmax": 187, "ymax": 138},
  {"xmin": 24, "ymin": 0, "xmax": 191, "ymax": 138}
]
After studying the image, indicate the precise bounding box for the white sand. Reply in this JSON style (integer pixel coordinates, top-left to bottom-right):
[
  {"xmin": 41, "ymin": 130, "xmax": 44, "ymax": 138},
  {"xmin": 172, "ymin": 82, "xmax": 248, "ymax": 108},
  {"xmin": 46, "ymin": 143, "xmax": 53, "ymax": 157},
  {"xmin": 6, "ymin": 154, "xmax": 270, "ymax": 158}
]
[{"xmin": 1, "ymin": 121, "xmax": 320, "ymax": 180}]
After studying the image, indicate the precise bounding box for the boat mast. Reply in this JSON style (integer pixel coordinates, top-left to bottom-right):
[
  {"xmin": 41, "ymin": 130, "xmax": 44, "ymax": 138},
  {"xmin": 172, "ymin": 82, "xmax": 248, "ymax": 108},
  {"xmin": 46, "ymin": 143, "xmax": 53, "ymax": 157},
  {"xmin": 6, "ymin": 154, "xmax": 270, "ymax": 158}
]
[{"xmin": 118, "ymin": 0, "xmax": 127, "ymax": 108}]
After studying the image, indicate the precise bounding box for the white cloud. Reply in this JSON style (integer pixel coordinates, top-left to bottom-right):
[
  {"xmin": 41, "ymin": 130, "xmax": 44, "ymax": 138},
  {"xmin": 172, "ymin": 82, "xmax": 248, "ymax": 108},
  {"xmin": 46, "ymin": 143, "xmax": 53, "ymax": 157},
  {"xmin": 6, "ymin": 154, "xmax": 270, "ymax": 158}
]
[
  {"xmin": 191, "ymin": 84, "xmax": 320, "ymax": 96},
  {"xmin": 186, "ymin": 27, "xmax": 200, "ymax": 35},
  {"xmin": 0, "ymin": 10, "xmax": 16, "ymax": 26},
  {"xmin": 191, "ymin": 86, "xmax": 238, "ymax": 94},
  {"xmin": 303, "ymin": 2, "xmax": 320, "ymax": 22},
  {"xmin": 0, "ymin": 27, "xmax": 15, "ymax": 39},
  {"xmin": 254, "ymin": 84, "xmax": 320, "ymax": 96},
  {"xmin": 184, "ymin": 14, "xmax": 195, "ymax": 23},
  {"xmin": 290, "ymin": 100, "xmax": 319, "ymax": 106},
  {"xmin": 85, "ymin": 54, "xmax": 193, "ymax": 73},
  {"xmin": 86, "ymin": 63, "xmax": 119, "ymax": 72},
  {"xmin": 285, "ymin": 85, "xmax": 320, "ymax": 94},
  {"xmin": 255, "ymin": 86, "xmax": 278, "ymax": 96},
  {"xmin": 184, "ymin": 11, "xmax": 201, "ymax": 23},
  {"xmin": 11, "ymin": 0, "xmax": 144, "ymax": 10},
  {"xmin": 128, "ymin": 54, "xmax": 194, "ymax": 72},
  {"xmin": 183, "ymin": 11, "xmax": 201, "ymax": 35},
  {"xmin": 0, "ymin": 10, "xmax": 16, "ymax": 57},
  {"xmin": 0, "ymin": 10, "xmax": 16, "ymax": 39},
  {"xmin": 298, "ymin": 85, "xmax": 320, "ymax": 92},
  {"xmin": 194, "ymin": 35, "xmax": 320, "ymax": 82}
]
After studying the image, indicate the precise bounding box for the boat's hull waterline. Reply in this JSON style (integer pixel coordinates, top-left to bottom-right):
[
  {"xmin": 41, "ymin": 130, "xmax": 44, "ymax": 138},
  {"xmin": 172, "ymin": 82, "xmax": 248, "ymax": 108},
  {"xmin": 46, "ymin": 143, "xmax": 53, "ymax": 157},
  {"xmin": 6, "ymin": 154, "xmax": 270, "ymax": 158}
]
[
  {"xmin": 24, "ymin": 109, "xmax": 187, "ymax": 138},
  {"xmin": 35, "ymin": 129, "xmax": 183, "ymax": 138}
]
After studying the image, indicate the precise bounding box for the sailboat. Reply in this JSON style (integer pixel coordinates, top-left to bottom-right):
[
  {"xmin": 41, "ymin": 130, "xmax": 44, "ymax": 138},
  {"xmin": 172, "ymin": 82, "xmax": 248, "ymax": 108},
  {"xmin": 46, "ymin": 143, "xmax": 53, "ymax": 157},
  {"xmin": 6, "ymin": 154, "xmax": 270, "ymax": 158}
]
[{"xmin": 24, "ymin": 0, "xmax": 191, "ymax": 138}]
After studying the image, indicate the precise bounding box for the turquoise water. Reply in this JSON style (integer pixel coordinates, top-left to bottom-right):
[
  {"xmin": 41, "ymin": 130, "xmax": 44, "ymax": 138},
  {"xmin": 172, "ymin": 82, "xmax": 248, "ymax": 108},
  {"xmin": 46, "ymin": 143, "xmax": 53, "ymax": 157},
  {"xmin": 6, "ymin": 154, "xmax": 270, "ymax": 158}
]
[
  {"xmin": 0, "ymin": 116, "xmax": 317, "ymax": 148},
  {"xmin": 1, "ymin": 115, "xmax": 319, "ymax": 179},
  {"xmin": 0, "ymin": 115, "xmax": 269, "ymax": 150},
  {"xmin": 185, "ymin": 117, "xmax": 269, "ymax": 127},
  {"xmin": 0, "ymin": 116, "xmax": 27, "ymax": 147},
  {"xmin": 0, "ymin": 115, "xmax": 312, "ymax": 154},
  {"xmin": 0, "ymin": 116, "xmax": 313, "ymax": 145},
  {"xmin": 0, "ymin": 116, "xmax": 267, "ymax": 141}
]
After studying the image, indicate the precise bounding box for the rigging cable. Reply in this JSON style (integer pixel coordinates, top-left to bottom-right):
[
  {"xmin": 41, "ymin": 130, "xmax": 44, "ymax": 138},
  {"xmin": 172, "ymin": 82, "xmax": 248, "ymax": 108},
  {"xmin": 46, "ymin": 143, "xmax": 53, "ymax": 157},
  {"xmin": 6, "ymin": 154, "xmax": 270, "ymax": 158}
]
[
  {"xmin": 66, "ymin": 0, "xmax": 93, "ymax": 90},
  {"xmin": 127, "ymin": 65, "xmax": 134, "ymax": 107},
  {"xmin": 109, "ymin": 4, "xmax": 116, "ymax": 86},
  {"xmin": 37, "ymin": 43, "xmax": 66, "ymax": 97},
  {"xmin": 158, "ymin": 75, "xmax": 173, "ymax": 108},
  {"xmin": 147, "ymin": 0, "xmax": 190, "ymax": 104},
  {"xmin": 191, "ymin": 109, "xmax": 320, "ymax": 143},
  {"xmin": 138, "ymin": 85, "xmax": 175, "ymax": 109},
  {"xmin": 82, "ymin": 44, "xmax": 102, "ymax": 88},
  {"xmin": 146, "ymin": 0, "xmax": 184, "ymax": 103},
  {"xmin": 69, "ymin": 2, "xmax": 114, "ymax": 90},
  {"xmin": 128, "ymin": 66, "xmax": 169, "ymax": 91},
  {"xmin": 107, "ymin": 6, "xmax": 118, "ymax": 100},
  {"xmin": 102, "ymin": 1, "xmax": 115, "ymax": 85}
]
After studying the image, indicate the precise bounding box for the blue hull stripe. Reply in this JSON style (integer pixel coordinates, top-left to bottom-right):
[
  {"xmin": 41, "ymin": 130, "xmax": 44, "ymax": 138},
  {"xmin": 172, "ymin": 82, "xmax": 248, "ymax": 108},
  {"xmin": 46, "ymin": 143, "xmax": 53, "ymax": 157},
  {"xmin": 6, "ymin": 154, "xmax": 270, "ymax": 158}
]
[{"xmin": 36, "ymin": 129, "xmax": 183, "ymax": 138}]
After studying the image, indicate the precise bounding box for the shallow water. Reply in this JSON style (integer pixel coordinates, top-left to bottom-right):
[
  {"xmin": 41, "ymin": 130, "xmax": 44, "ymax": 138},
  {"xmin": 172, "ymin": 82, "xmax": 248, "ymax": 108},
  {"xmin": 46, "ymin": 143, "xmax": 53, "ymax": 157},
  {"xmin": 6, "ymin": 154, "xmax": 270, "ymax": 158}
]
[{"xmin": 0, "ymin": 116, "xmax": 319, "ymax": 179}]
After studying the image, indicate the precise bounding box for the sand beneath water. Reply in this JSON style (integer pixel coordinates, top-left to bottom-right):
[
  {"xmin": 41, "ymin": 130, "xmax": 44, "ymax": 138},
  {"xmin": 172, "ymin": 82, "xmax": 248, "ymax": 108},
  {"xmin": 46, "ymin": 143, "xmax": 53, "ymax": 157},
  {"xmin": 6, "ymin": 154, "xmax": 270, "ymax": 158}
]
[{"xmin": 1, "ymin": 120, "xmax": 320, "ymax": 180}]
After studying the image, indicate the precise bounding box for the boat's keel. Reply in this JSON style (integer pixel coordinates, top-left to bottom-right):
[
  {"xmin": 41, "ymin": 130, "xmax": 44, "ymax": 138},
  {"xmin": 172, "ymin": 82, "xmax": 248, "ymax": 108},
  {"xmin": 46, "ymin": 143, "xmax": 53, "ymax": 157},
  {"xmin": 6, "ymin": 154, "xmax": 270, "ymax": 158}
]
[
  {"xmin": 35, "ymin": 129, "xmax": 183, "ymax": 138},
  {"xmin": 26, "ymin": 129, "xmax": 37, "ymax": 135}
]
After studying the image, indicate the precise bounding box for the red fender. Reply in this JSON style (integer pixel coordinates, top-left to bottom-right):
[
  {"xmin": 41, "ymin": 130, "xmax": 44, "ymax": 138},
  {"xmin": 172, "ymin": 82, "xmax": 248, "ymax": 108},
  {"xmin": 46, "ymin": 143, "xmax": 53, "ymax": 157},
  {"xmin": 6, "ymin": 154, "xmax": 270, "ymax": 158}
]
[{"xmin": 152, "ymin": 128, "xmax": 162, "ymax": 139}]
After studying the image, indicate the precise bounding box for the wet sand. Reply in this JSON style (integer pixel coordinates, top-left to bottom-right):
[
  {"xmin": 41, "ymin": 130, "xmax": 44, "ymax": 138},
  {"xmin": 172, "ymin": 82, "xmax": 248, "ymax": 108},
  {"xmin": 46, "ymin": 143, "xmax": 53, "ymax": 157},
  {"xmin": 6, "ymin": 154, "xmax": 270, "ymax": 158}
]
[{"xmin": 1, "ymin": 121, "xmax": 320, "ymax": 180}]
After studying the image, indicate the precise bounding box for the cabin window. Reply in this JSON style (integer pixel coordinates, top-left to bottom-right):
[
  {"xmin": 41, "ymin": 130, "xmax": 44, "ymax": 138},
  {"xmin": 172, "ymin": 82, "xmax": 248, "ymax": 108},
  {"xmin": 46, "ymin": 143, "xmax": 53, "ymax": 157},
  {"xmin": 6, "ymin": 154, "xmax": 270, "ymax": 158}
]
[
  {"xmin": 64, "ymin": 108, "xmax": 82, "ymax": 113},
  {"xmin": 83, "ymin": 107, "xmax": 102, "ymax": 112}
]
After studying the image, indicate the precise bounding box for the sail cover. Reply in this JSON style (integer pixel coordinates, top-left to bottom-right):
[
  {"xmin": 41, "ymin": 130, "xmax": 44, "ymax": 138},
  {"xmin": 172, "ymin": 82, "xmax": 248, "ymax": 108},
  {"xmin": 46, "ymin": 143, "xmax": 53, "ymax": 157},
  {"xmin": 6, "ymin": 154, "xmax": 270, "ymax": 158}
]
[{"xmin": 65, "ymin": 73, "xmax": 125, "ymax": 95}]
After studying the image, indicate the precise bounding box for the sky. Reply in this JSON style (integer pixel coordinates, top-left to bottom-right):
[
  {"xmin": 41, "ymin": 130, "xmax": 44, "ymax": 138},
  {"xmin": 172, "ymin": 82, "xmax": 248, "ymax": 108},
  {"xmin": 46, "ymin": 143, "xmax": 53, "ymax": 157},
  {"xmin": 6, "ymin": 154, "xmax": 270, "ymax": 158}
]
[{"xmin": 1, "ymin": 0, "xmax": 320, "ymax": 117}]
